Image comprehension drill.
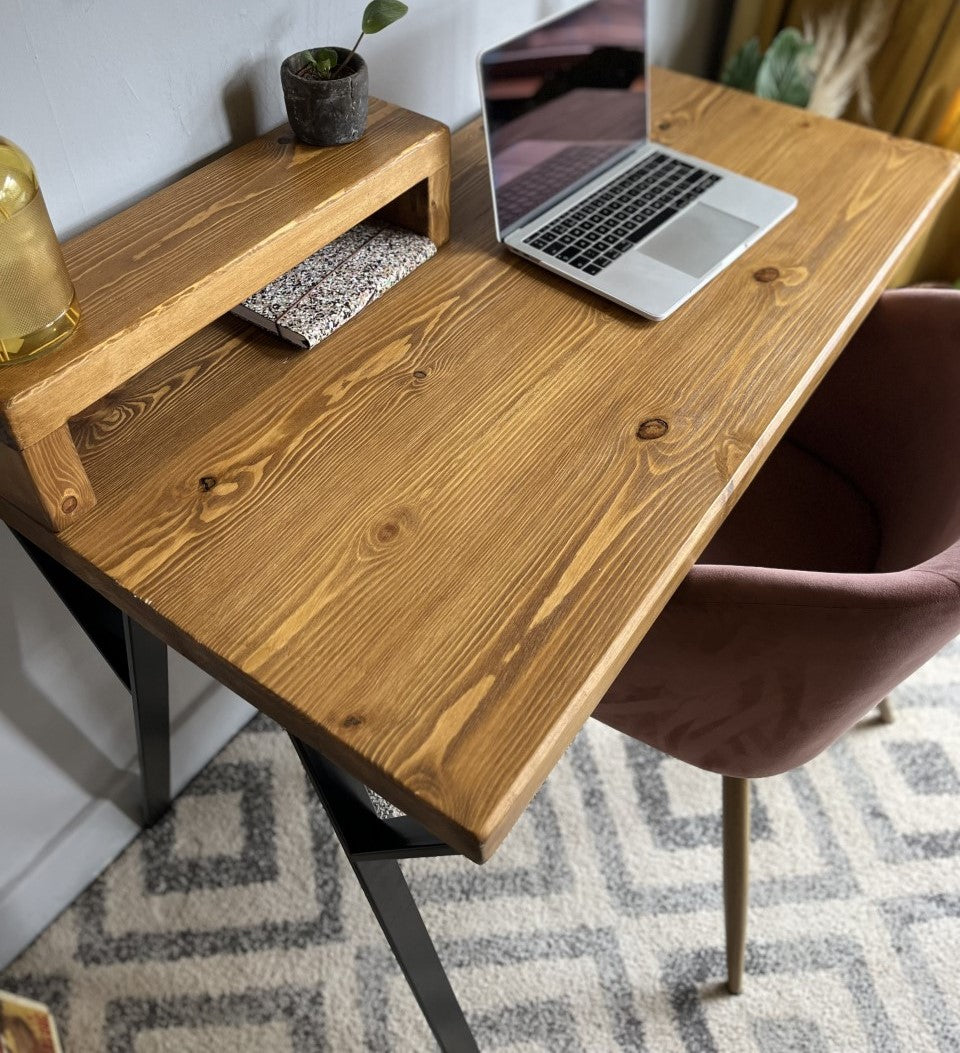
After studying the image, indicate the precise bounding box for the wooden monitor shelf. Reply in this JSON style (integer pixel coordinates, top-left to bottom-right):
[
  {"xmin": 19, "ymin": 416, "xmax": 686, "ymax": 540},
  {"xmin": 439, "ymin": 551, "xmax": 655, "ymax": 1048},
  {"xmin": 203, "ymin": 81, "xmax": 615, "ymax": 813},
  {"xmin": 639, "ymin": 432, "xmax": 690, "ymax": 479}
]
[{"xmin": 0, "ymin": 100, "xmax": 450, "ymax": 531}]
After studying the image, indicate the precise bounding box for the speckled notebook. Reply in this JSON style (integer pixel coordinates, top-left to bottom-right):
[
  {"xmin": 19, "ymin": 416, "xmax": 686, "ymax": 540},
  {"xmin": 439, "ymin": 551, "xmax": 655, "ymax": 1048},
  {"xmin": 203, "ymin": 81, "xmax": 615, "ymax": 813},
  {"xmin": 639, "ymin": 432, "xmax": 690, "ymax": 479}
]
[{"xmin": 232, "ymin": 220, "xmax": 436, "ymax": 349}]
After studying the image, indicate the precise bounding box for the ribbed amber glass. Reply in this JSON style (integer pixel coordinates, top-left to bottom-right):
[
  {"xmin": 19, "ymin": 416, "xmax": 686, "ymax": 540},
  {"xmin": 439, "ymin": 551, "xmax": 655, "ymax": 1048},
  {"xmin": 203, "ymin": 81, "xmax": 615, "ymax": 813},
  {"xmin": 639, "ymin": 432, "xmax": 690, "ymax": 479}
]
[{"xmin": 0, "ymin": 138, "xmax": 79, "ymax": 366}]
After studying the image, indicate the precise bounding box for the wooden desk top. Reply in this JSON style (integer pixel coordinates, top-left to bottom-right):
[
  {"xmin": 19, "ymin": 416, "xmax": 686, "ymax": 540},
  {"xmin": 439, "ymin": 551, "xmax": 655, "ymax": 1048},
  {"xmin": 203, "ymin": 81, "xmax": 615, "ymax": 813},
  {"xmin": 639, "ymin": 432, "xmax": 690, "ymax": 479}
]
[{"xmin": 6, "ymin": 70, "xmax": 957, "ymax": 862}]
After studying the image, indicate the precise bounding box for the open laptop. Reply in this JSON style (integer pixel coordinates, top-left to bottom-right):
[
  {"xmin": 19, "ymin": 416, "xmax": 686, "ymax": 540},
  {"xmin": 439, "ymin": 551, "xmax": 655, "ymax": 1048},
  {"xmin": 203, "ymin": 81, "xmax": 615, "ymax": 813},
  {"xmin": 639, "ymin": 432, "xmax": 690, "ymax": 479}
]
[{"xmin": 477, "ymin": 0, "xmax": 796, "ymax": 320}]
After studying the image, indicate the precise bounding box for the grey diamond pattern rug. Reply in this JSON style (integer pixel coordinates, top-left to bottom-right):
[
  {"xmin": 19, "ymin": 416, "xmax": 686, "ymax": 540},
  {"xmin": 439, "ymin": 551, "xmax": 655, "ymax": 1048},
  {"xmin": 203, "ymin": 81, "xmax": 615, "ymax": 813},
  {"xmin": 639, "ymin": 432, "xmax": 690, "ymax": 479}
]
[{"xmin": 3, "ymin": 638, "xmax": 960, "ymax": 1051}]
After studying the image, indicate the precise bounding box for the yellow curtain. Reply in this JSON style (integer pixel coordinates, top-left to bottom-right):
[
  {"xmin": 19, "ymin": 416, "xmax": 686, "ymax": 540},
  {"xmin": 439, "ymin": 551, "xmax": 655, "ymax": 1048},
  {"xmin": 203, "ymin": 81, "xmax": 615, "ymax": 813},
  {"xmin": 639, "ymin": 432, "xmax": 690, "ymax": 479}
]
[{"xmin": 722, "ymin": 0, "xmax": 959, "ymax": 282}]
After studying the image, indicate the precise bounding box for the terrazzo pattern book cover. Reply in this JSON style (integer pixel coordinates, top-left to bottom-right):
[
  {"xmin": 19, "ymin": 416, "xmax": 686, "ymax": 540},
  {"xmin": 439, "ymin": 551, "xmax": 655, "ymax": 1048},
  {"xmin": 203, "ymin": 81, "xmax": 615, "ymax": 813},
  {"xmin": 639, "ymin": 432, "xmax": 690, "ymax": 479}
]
[{"xmin": 232, "ymin": 220, "xmax": 436, "ymax": 348}]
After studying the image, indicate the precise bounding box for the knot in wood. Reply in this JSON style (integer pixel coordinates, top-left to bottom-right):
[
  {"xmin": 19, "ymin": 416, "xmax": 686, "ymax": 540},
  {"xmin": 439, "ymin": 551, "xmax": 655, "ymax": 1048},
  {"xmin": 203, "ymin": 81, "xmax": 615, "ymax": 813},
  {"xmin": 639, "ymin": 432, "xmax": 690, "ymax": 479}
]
[
  {"xmin": 753, "ymin": 267, "xmax": 780, "ymax": 283},
  {"xmin": 342, "ymin": 714, "xmax": 363, "ymax": 728},
  {"xmin": 199, "ymin": 475, "xmax": 218, "ymax": 492},
  {"xmin": 413, "ymin": 369, "xmax": 428, "ymax": 380},
  {"xmin": 636, "ymin": 418, "xmax": 669, "ymax": 441},
  {"xmin": 658, "ymin": 120, "xmax": 672, "ymax": 131},
  {"xmin": 60, "ymin": 496, "xmax": 79, "ymax": 514},
  {"xmin": 376, "ymin": 520, "xmax": 400, "ymax": 543}
]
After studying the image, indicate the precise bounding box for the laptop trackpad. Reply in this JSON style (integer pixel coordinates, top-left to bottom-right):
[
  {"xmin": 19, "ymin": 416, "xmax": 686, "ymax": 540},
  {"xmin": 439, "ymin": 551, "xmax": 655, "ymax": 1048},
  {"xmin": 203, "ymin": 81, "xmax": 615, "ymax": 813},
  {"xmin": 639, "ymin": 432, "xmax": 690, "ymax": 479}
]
[{"xmin": 638, "ymin": 204, "xmax": 758, "ymax": 278}]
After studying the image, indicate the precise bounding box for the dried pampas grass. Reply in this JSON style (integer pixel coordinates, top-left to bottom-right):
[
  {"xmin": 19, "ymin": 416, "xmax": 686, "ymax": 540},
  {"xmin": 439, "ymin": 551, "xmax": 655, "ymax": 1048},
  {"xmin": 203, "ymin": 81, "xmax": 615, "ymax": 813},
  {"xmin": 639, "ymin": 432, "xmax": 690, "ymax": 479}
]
[{"xmin": 805, "ymin": 0, "xmax": 893, "ymax": 120}]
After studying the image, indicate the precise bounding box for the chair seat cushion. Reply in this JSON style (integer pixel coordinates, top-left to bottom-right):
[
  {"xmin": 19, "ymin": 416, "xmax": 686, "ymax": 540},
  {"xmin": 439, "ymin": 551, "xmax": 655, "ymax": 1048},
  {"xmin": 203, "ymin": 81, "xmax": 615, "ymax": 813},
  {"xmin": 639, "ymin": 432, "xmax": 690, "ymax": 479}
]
[{"xmin": 700, "ymin": 439, "xmax": 880, "ymax": 573}]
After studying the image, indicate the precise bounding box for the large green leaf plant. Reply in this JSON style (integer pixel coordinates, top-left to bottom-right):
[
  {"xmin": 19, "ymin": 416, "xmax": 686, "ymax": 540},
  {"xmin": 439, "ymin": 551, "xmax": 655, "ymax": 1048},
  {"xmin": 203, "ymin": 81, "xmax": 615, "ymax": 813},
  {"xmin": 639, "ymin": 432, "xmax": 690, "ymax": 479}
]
[
  {"xmin": 304, "ymin": 0, "xmax": 408, "ymax": 80},
  {"xmin": 722, "ymin": 27, "xmax": 816, "ymax": 108}
]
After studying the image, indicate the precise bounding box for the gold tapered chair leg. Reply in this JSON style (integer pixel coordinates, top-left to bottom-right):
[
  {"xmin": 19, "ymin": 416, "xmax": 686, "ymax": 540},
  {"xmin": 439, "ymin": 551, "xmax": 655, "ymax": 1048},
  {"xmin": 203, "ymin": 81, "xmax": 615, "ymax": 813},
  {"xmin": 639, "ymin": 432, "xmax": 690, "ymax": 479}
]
[
  {"xmin": 722, "ymin": 775, "xmax": 750, "ymax": 995},
  {"xmin": 878, "ymin": 696, "xmax": 895, "ymax": 724}
]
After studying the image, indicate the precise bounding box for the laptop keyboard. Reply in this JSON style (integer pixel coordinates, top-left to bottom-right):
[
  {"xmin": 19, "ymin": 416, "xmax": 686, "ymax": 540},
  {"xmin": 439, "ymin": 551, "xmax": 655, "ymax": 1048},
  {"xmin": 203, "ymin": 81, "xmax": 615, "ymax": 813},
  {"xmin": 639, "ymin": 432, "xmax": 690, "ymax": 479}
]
[
  {"xmin": 522, "ymin": 152, "xmax": 721, "ymax": 276},
  {"xmin": 497, "ymin": 144, "xmax": 626, "ymax": 232}
]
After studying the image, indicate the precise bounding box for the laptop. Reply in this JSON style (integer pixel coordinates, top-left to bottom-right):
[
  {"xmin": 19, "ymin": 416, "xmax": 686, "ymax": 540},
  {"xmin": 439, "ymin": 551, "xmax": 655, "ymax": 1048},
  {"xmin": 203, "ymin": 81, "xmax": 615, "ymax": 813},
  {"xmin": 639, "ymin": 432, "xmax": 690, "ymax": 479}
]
[{"xmin": 477, "ymin": 0, "xmax": 796, "ymax": 321}]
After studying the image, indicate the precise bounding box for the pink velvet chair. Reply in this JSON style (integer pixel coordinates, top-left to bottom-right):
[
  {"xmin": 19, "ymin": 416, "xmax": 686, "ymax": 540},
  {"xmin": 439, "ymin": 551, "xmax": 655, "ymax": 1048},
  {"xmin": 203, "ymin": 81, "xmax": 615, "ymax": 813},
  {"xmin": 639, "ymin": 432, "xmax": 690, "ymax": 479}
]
[{"xmin": 592, "ymin": 288, "xmax": 960, "ymax": 993}]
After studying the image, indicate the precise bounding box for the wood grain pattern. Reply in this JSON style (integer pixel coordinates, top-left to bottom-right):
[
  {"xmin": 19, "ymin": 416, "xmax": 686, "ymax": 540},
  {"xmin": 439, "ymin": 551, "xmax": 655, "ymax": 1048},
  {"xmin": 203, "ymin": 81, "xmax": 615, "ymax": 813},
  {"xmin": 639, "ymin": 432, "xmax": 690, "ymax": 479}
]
[
  {"xmin": 0, "ymin": 100, "xmax": 450, "ymax": 452},
  {"xmin": 380, "ymin": 165, "xmax": 452, "ymax": 247},
  {"xmin": 7, "ymin": 71, "xmax": 958, "ymax": 863},
  {"xmin": 0, "ymin": 425, "xmax": 95, "ymax": 531}
]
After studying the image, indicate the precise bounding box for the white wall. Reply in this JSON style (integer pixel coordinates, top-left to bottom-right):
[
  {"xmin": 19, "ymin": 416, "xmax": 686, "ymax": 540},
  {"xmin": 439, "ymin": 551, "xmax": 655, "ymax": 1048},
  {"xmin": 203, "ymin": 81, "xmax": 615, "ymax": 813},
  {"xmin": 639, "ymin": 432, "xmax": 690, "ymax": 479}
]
[
  {"xmin": 5, "ymin": 0, "xmax": 726, "ymax": 238},
  {"xmin": 0, "ymin": 0, "xmax": 725, "ymax": 968}
]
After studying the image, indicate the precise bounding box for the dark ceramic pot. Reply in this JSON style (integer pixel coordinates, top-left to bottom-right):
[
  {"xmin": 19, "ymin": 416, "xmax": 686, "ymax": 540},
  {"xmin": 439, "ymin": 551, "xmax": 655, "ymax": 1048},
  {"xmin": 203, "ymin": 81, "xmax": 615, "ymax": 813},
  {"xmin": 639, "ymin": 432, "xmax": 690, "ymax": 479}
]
[{"xmin": 280, "ymin": 49, "xmax": 369, "ymax": 147}]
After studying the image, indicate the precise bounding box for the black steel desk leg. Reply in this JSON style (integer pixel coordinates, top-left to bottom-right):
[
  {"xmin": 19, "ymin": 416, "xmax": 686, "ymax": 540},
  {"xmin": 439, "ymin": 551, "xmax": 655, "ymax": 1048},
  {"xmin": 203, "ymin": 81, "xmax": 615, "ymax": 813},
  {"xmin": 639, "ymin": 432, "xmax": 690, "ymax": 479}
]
[
  {"xmin": 350, "ymin": 856, "xmax": 479, "ymax": 1053},
  {"xmin": 122, "ymin": 613, "xmax": 170, "ymax": 826},
  {"xmin": 291, "ymin": 737, "xmax": 478, "ymax": 1053},
  {"xmin": 10, "ymin": 529, "xmax": 172, "ymax": 827}
]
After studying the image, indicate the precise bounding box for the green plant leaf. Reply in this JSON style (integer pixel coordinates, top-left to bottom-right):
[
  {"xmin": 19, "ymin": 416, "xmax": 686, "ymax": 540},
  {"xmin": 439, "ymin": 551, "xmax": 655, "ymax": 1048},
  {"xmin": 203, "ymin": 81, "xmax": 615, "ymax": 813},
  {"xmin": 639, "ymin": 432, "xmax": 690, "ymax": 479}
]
[
  {"xmin": 305, "ymin": 47, "xmax": 339, "ymax": 77},
  {"xmin": 721, "ymin": 37, "xmax": 762, "ymax": 92},
  {"xmin": 362, "ymin": 0, "xmax": 408, "ymax": 34},
  {"xmin": 755, "ymin": 27, "xmax": 815, "ymax": 108}
]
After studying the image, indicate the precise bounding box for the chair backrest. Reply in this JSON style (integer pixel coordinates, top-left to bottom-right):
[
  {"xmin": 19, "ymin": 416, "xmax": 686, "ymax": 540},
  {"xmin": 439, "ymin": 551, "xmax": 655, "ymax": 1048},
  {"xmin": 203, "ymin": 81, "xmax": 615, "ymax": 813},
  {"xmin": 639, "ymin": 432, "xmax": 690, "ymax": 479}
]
[{"xmin": 789, "ymin": 288, "xmax": 960, "ymax": 574}]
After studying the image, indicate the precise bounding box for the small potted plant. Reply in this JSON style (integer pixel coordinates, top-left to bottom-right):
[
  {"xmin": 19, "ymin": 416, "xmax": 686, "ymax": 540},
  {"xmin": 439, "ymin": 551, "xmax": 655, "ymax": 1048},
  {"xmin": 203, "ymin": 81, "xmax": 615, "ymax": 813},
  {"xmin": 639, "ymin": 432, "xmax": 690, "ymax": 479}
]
[{"xmin": 281, "ymin": 0, "xmax": 408, "ymax": 147}]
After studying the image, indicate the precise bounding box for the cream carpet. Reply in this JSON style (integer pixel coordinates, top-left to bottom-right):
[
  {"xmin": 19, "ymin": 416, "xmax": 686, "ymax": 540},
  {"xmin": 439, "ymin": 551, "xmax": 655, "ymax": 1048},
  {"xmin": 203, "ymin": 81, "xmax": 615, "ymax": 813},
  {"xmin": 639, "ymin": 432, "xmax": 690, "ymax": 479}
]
[{"xmin": 3, "ymin": 638, "xmax": 959, "ymax": 1051}]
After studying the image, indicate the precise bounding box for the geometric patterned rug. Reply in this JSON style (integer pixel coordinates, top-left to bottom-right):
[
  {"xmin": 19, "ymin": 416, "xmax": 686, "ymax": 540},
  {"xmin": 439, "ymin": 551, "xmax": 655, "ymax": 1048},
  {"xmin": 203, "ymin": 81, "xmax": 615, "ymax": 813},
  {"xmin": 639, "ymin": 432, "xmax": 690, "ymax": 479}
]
[{"xmin": 3, "ymin": 637, "xmax": 959, "ymax": 1052}]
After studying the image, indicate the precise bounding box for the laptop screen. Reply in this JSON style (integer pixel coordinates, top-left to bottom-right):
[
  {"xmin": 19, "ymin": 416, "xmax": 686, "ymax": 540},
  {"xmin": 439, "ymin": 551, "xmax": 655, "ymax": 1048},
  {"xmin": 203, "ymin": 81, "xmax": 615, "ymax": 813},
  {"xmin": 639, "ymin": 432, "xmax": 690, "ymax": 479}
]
[{"xmin": 480, "ymin": 0, "xmax": 648, "ymax": 237}]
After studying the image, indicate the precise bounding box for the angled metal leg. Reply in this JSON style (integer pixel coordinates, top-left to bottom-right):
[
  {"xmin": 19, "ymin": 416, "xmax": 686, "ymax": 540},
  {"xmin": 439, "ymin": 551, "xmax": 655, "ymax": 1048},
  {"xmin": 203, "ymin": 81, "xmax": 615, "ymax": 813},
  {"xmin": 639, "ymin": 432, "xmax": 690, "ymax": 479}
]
[
  {"xmin": 11, "ymin": 529, "xmax": 171, "ymax": 826},
  {"xmin": 123, "ymin": 613, "xmax": 170, "ymax": 826},
  {"xmin": 352, "ymin": 857, "xmax": 479, "ymax": 1052},
  {"xmin": 292, "ymin": 737, "xmax": 478, "ymax": 1053}
]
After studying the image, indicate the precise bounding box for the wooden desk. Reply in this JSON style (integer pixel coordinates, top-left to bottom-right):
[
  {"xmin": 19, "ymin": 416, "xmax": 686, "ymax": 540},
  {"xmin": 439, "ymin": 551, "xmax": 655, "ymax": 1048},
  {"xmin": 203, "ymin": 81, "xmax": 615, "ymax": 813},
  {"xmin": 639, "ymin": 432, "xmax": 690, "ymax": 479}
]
[{"xmin": 3, "ymin": 71, "xmax": 958, "ymax": 873}]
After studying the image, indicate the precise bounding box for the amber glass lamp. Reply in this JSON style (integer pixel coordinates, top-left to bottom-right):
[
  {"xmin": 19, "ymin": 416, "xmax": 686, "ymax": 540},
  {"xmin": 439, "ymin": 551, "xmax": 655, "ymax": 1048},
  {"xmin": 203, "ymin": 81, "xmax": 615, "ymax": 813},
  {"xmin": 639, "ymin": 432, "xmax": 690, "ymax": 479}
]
[{"xmin": 0, "ymin": 137, "xmax": 79, "ymax": 365}]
